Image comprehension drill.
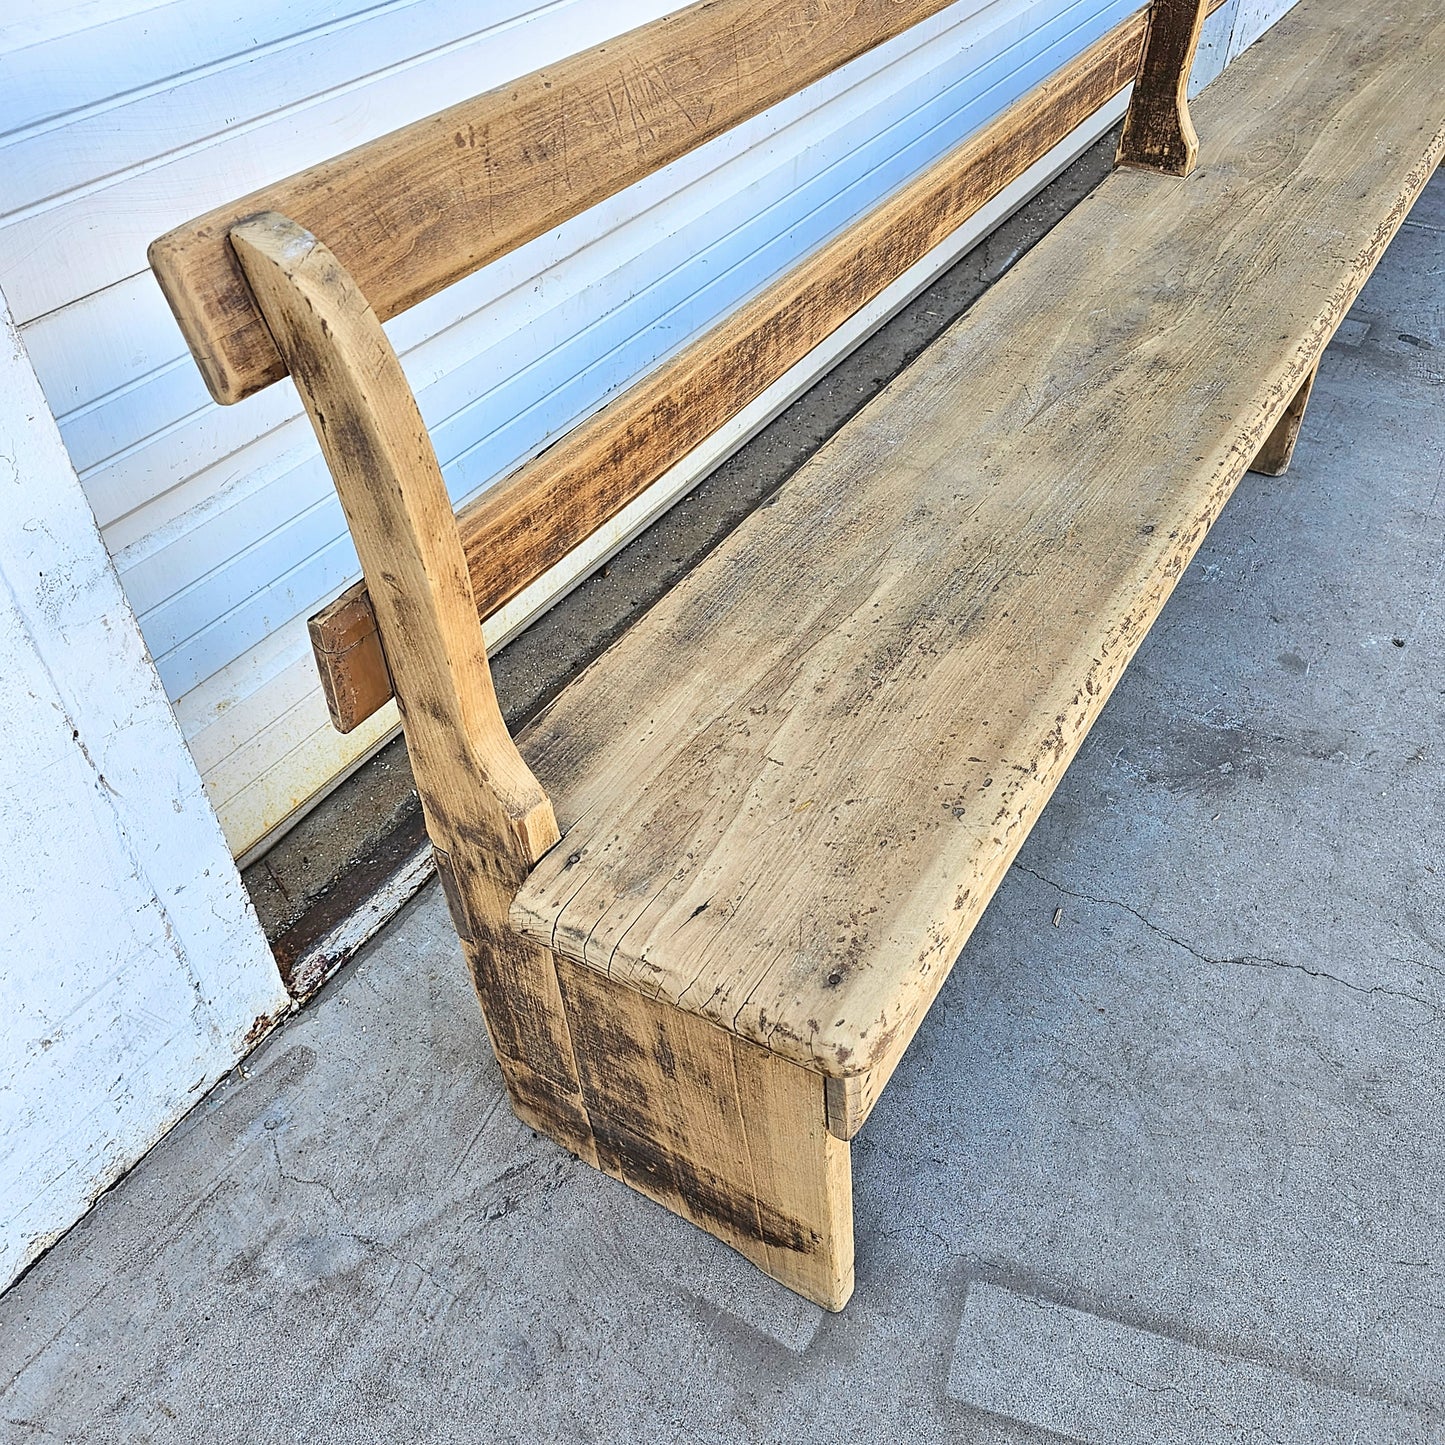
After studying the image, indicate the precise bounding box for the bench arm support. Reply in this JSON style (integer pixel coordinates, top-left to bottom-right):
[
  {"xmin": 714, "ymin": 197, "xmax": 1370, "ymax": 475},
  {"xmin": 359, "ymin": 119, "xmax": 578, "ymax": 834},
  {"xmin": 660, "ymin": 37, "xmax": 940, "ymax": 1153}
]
[
  {"xmin": 1117, "ymin": 0, "xmax": 1209, "ymax": 176},
  {"xmin": 232, "ymin": 214, "xmax": 597, "ymax": 1151},
  {"xmin": 231, "ymin": 213, "xmax": 554, "ymax": 862}
]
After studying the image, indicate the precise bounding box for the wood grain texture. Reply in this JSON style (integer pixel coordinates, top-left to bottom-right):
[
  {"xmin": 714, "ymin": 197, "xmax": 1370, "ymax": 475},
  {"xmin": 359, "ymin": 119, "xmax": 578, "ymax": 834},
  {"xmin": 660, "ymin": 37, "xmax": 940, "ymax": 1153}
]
[
  {"xmin": 512, "ymin": 0, "xmax": 1445, "ymax": 1099},
  {"xmin": 824, "ymin": 1073, "xmax": 875, "ymax": 1141},
  {"xmin": 304, "ymin": 6, "xmax": 1160, "ymax": 733},
  {"xmin": 149, "ymin": 0, "xmax": 965, "ymax": 406},
  {"xmin": 1116, "ymin": 0, "xmax": 1209, "ymax": 174},
  {"xmin": 1250, "ymin": 362, "xmax": 1318, "ymax": 476},
  {"xmin": 230, "ymin": 215, "xmax": 595, "ymax": 1155},
  {"xmin": 556, "ymin": 956, "xmax": 853, "ymax": 1309}
]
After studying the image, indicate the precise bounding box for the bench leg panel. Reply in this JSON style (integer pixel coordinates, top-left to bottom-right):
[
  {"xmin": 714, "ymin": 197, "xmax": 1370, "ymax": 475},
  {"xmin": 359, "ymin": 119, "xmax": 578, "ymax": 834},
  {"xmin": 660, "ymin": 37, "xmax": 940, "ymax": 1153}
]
[
  {"xmin": 552, "ymin": 958, "xmax": 854, "ymax": 1310},
  {"xmin": 1250, "ymin": 363, "xmax": 1319, "ymax": 476}
]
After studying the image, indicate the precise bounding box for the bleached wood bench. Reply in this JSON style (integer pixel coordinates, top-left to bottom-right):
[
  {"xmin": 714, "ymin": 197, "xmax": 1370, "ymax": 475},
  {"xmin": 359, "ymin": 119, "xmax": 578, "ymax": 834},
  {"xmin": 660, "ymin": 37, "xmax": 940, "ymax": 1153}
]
[{"xmin": 151, "ymin": 0, "xmax": 1445, "ymax": 1308}]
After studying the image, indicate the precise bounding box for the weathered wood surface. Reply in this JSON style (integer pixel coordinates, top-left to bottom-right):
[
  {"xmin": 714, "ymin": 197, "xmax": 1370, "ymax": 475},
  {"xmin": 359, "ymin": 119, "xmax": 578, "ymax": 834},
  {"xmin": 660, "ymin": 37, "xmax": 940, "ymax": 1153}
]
[
  {"xmin": 230, "ymin": 215, "xmax": 596, "ymax": 1156},
  {"xmin": 512, "ymin": 0, "xmax": 1445, "ymax": 1121},
  {"xmin": 823, "ymin": 1073, "xmax": 876, "ymax": 1142},
  {"xmin": 150, "ymin": 0, "xmax": 965, "ymax": 406},
  {"xmin": 1250, "ymin": 362, "xmax": 1319, "ymax": 476},
  {"xmin": 308, "ymin": 589, "xmax": 394, "ymax": 733},
  {"xmin": 557, "ymin": 957, "xmax": 853, "ymax": 1309},
  {"xmin": 1116, "ymin": 0, "xmax": 1209, "ymax": 175},
  {"xmin": 304, "ymin": 8, "xmax": 1161, "ymax": 732}
]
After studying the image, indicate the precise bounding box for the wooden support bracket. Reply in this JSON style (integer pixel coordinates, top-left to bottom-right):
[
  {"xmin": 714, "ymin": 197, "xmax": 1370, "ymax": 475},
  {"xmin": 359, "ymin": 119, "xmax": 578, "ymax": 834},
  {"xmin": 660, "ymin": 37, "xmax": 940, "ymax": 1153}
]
[
  {"xmin": 1250, "ymin": 363, "xmax": 1319, "ymax": 476},
  {"xmin": 308, "ymin": 585, "xmax": 393, "ymax": 732},
  {"xmin": 1116, "ymin": 0, "xmax": 1211, "ymax": 175}
]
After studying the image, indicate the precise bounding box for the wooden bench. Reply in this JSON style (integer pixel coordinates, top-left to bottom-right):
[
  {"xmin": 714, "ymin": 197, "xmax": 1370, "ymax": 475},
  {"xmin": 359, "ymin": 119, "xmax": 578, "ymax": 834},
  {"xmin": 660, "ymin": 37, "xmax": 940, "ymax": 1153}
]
[{"xmin": 150, "ymin": 0, "xmax": 1445, "ymax": 1309}]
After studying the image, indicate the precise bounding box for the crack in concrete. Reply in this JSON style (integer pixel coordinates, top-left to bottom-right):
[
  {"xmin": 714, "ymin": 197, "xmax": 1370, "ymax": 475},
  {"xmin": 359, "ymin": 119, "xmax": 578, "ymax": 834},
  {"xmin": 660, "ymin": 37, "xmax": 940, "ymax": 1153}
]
[
  {"xmin": 269, "ymin": 1135, "xmax": 350, "ymax": 1214},
  {"xmin": 1087, "ymin": 1358, "xmax": 1288, "ymax": 1445},
  {"xmin": 1012, "ymin": 864, "xmax": 1440, "ymax": 1018}
]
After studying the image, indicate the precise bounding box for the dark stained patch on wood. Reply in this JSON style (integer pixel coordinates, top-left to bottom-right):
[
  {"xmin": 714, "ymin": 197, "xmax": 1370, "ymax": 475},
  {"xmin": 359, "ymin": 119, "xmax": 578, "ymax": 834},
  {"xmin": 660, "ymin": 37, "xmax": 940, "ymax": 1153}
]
[
  {"xmin": 1117, "ymin": 0, "xmax": 1210, "ymax": 175},
  {"xmin": 432, "ymin": 846, "xmax": 474, "ymax": 943},
  {"xmin": 554, "ymin": 954, "xmax": 852, "ymax": 1303},
  {"xmin": 591, "ymin": 1120, "xmax": 822, "ymax": 1255}
]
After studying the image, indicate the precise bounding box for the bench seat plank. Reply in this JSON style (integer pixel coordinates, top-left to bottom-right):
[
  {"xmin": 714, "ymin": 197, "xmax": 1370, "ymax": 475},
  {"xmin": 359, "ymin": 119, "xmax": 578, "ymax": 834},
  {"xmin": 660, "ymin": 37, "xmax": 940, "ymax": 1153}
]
[{"xmin": 512, "ymin": 0, "xmax": 1445, "ymax": 1091}]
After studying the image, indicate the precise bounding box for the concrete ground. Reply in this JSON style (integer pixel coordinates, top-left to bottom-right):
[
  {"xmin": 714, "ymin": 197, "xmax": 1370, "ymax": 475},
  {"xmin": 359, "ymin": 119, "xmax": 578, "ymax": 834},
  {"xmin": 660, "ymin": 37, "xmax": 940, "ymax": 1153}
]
[{"xmin": 3, "ymin": 173, "xmax": 1443, "ymax": 1445}]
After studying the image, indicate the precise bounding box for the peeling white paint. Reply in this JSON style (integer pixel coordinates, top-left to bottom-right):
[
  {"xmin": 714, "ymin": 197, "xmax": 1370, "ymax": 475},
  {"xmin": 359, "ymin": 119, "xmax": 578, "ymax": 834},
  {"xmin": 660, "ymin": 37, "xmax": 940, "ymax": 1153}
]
[{"xmin": 0, "ymin": 296, "xmax": 288, "ymax": 1294}]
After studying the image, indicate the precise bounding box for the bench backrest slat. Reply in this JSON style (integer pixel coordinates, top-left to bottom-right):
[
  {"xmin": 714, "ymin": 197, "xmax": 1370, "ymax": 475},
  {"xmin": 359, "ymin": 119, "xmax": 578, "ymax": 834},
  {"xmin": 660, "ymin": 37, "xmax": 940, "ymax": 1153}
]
[{"xmin": 149, "ymin": 0, "xmax": 962, "ymax": 406}]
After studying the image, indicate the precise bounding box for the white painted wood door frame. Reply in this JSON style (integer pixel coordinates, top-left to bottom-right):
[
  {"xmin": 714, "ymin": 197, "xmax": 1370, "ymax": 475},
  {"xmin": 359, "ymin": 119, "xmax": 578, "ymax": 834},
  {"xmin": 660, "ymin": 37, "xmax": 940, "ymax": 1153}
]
[{"xmin": 0, "ymin": 294, "xmax": 287, "ymax": 1293}]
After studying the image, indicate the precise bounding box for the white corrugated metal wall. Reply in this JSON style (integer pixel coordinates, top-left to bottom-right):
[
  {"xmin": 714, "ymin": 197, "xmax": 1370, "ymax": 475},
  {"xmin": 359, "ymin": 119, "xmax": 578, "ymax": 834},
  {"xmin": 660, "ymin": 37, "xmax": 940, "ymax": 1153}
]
[{"xmin": 0, "ymin": 0, "xmax": 1290, "ymax": 862}]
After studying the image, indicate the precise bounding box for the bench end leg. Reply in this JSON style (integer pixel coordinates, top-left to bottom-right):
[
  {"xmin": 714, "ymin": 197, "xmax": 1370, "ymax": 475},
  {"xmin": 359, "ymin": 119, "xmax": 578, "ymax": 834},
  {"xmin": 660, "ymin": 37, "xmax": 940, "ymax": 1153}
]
[{"xmin": 551, "ymin": 958, "xmax": 854, "ymax": 1311}]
